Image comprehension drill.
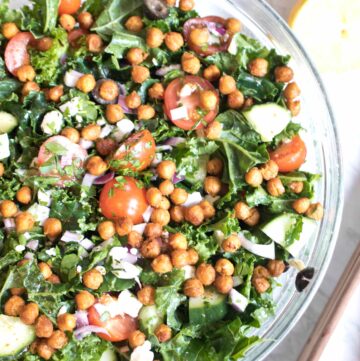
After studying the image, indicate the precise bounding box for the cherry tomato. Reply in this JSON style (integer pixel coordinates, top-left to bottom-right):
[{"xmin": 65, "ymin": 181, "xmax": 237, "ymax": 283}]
[
  {"xmin": 4, "ymin": 32, "xmax": 35, "ymax": 76},
  {"xmin": 99, "ymin": 176, "xmax": 148, "ymax": 224},
  {"xmin": 58, "ymin": 0, "xmax": 81, "ymax": 15},
  {"xmin": 269, "ymin": 135, "xmax": 307, "ymax": 172},
  {"xmin": 68, "ymin": 29, "xmax": 88, "ymax": 48},
  {"xmin": 111, "ymin": 130, "xmax": 156, "ymax": 172},
  {"xmin": 164, "ymin": 75, "xmax": 219, "ymax": 130},
  {"xmin": 183, "ymin": 16, "xmax": 232, "ymax": 56}
]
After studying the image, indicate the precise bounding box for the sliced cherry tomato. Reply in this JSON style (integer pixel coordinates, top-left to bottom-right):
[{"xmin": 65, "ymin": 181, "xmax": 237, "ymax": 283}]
[
  {"xmin": 4, "ymin": 32, "xmax": 35, "ymax": 76},
  {"xmin": 164, "ymin": 75, "xmax": 219, "ymax": 130},
  {"xmin": 269, "ymin": 135, "xmax": 307, "ymax": 173},
  {"xmin": 111, "ymin": 130, "xmax": 156, "ymax": 172},
  {"xmin": 68, "ymin": 29, "xmax": 88, "ymax": 48},
  {"xmin": 183, "ymin": 16, "xmax": 231, "ymax": 56},
  {"xmin": 58, "ymin": 0, "xmax": 81, "ymax": 15},
  {"xmin": 99, "ymin": 176, "xmax": 148, "ymax": 224}
]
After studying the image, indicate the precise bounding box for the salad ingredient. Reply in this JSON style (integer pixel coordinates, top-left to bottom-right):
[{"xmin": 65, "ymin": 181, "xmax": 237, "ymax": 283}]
[
  {"xmin": 78, "ymin": 11, "xmax": 94, "ymax": 30},
  {"xmin": 138, "ymin": 305, "xmax": 164, "ymax": 333},
  {"xmin": 229, "ymin": 289, "xmax": 249, "ymax": 312},
  {"xmin": 2, "ymin": 22, "xmax": 20, "ymax": 39},
  {"xmin": 144, "ymin": 0, "xmax": 170, "ymax": 19},
  {"xmin": 0, "ymin": 111, "xmax": 18, "ymax": 133},
  {"xmin": 59, "ymin": 0, "xmax": 81, "ymax": 15},
  {"xmin": 100, "ymin": 348, "xmax": 118, "ymax": 361},
  {"xmin": 295, "ymin": 266, "xmax": 315, "ymax": 292}
]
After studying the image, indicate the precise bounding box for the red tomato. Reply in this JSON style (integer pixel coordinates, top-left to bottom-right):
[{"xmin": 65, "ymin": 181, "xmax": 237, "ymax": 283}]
[
  {"xmin": 183, "ymin": 16, "xmax": 232, "ymax": 56},
  {"xmin": 269, "ymin": 135, "xmax": 307, "ymax": 172},
  {"xmin": 68, "ymin": 29, "xmax": 88, "ymax": 48},
  {"xmin": 164, "ymin": 75, "xmax": 219, "ymax": 130},
  {"xmin": 58, "ymin": 0, "xmax": 81, "ymax": 15},
  {"xmin": 4, "ymin": 32, "xmax": 35, "ymax": 76},
  {"xmin": 99, "ymin": 176, "xmax": 148, "ymax": 224},
  {"xmin": 111, "ymin": 130, "xmax": 156, "ymax": 172}
]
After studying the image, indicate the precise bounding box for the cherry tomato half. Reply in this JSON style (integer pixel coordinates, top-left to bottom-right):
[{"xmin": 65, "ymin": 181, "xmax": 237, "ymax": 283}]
[
  {"xmin": 183, "ymin": 16, "xmax": 231, "ymax": 56},
  {"xmin": 111, "ymin": 130, "xmax": 156, "ymax": 172},
  {"xmin": 99, "ymin": 176, "xmax": 148, "ymax": 224},
  {"xmin": 269, "ymin": 135, "xmax": 307, "ymax": 173},
  {"xmin": 58, "ymin": 0, "xmax": 81, "ymax": 15},
  {"xmin": 4, "ymin": 32, "xmax": 35, "ymax": 76},
  {"xmin": 164, "ymin": 75, "xmax": 219, "ymax": 130}
]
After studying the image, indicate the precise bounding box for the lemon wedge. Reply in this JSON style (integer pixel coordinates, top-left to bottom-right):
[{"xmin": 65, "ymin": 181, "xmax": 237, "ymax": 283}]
[{"xmin": 289, "ymin": 0, "xmax": 360, "ymax": 73}]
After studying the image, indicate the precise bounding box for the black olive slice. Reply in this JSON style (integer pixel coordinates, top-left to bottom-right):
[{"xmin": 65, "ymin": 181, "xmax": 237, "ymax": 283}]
[
  {"xmin": 295, "ymin": 267, "xmax": 315, "ymax": 292},
  {"xmin": 92, "ymin": 79, "xmax": 119, "ymax": 105},
  {"xmin": 144, "ymin": 0, "xmax": 169, "ymax": 19}
]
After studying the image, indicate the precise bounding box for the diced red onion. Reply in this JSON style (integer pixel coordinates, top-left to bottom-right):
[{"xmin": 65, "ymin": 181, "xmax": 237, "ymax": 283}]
[
  {"xmin": 64, "ymin": 70, "xmax": 83, "ymax": 87},
  {"xmin": 74, "ymin": 325, "xmax": 109, "ymax": 340},
  {"xmin": 132, "ymin": 223, "xmax": 147, "ymax": 235},
  {"xmin": 82, "ymin": 173, "xmax": 98, "ymax": 187},
  {"xmin": 118, "ymin": 83, "xmax": 126, "ymax": 96},
  {"xmin": 3, "ymin": 218, "xmax": 15, "ymax": 230},
  {"xmin": 80, "ymin": 238, "xmax": 94, "ymax": 251},
  {"xmin": 142, "ymin": 206, "xmax": 153, "ymax": 223},
  {"xmin": 60, "ymin": 54, "xmax": 68, "ymax": 65},
  {"xmin": 229, "ymin": 288, "xmax": 249, "ymax": 313},
  {"xmin": 164, "ymin": 137, "xmax": 185, "ymax": 146},
  {"xmin": 207, "ymin": 22, "xmax": 227, "ymax": 36},
  {"xmin": 93, "ymin": 172, "xmax": 115, "ymax": 185},
  {"xmin": 122, "ymin": 253, "xmax": 138, "ymax": 265},
  {"xmin": 182, "ymin": 192, "xmax": 203, "ymax": 207},
  {"xmin": 75, "ymin": 310, "xmax": 89, "ymax": 328},
  {"xmin": 61, "ymin": 231, "xmax": 83, "ymax": 243},
  {"xmin": 26, "ymin": 240, "xmax": 39, "ymax": 251},
  {"xmin": 172, "ymin": 173, "xmax": 185, "ymax": 184},
  {"xmin": 156, "ymin": 145, "xmax": 173, "ymax": 152},
  {"xmin": 79, "ymin": 139, "xmax": 94, "ymax": 150},
  {"xmin": 24, "ymin": 252, "xmax": 34, "ymax": 260},
  {"xmin": 155, "ymin": 64, "xmax": 181, "ymax": 76},
  {"xmin": 238, "ymin": 232, "xmax": 275, "ymax": 259}
]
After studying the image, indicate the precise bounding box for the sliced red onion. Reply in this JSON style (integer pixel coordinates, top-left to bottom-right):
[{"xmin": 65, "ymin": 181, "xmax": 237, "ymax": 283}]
[
  {"xmin": 182, "ymin": 192, "xmax": 203, "ymax": 207},
  {"xmin": 26, "ymin": 239, "xmax": 39, "ymax": 251},
  {"xmin": 142, "ymin": 206, "xmax": 153, "ymax": 223},
  {"xmin": 82, "ymin": 173, "xmax": 98, "ymax": 187},
  {"xmin": 164, "ymin": 137, "xmax": 185, "ymax": 146},
  {"xmin": 172, "ymin": 173, "xmax": 185, "ymax": 184},
  {"xmin": 64, "ymin": 70, "xmax": 83, "ymax": 87},
  {"xmin": 75, "ymin": 310, "xmax": 89, "ymax": 328},
  {"xmin": 207, "ymin": 21, "xmax": 227, "ymax": 36},
  {"xmin": 238, "ymin": 232, "xmax": 275, "ymax": 259},
  {"xmin": 24, "ymin": 252, "xmax": 34, "ymax": 260},
  {"xmin": 229, "ymin": 288, "xmax": 249, "ymax": 312},
  {"xmin": 93, "ymin": 171, "xmax": 115, "ymax": 185},
  {"xmin": 155, "ymin": 64, "xmax": 181, "ymax": 77},
  {"xmin": 3, "ymin": 218, "xmax": 15, "ymax": 230},
  {"xmin": 156, "ymin": 145, "xmax": 173, "ymax": 152},
  {"xmin": 132, "ymin": 223, "xmax": 147, "ymax": 235},
  {"xmin": 61, "ymin": 231, "xmax": 83, "ymax": 243},
  {"xmin": 118, "ymin": 83, "xmax": 126, "ymax": 96},
  {"xmin": 79, "ymin": 139, "xmax": 94, "ymax": 150},
  {"xmin": 74, "ymin": 325, "xmax": 109, "ymax": 340},
  {"xmin": 60, "ymin": 54, "xmax": 68, "ymax": 66},
  {"xmin": 118, "ymin": 96, "xmax": 135, "ymax": 114},
  {"xmin": 151, "ymin": 153, "xmax": 163, "ymax": 167}
]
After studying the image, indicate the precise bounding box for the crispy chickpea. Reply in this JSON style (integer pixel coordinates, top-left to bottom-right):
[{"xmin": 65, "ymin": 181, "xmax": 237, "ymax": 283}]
[
  {"xmin": 30, "ymin": 339, "xmax": 39, "ymax": 354},
  {"xmin": 179, "ymin": 0, "xmax": 195, "ymax": 11},
  {"xmin": 292, "ymin": 197, "xmax": 311, "ymax": 214},
  {"xmin": 244, "ymin": 207, "xmax": 260, "ymax": 226},
  {"xmin": 245, "ymin": 167, "xmax": 263, "ymax": 187},
  {"xmin": 248, "ymin": 58, "xmax": 268, "ymax": 77},
  {"xmin": 228, "ymin": 89, "xmax": 245, "ymax": 109},
  {"xmin": 78, "ymin": 11, "xmax": 93, "ymax": 29},
  {"xmin": 137, "ymin": 285, "xmax": 155, "ymax": 305},
  {"xmin": 243, "ymin": 97, "xmax": 254, "ymax": 109},
  {"xmin": 20, "ymin": 303, "xmax": 39, "ymax": 325},
  {"xmin": 166, "ymin": 0, "xmax": 176, "ymax": 5},
  {"xmin": 189, "ymin": 28, "xmax": 209, "ymax": 47},
  {"xmin": 259, "ymin": 160, "xmax": 279, "ymax": 181},
  {"xmin": 286, "ymin": 99, "xmax": 301, "ymax": 116},
  {"xmin": 36, "ymin": 340, "xmax": 54, "ymax": 360},
  {"xmin": 284, "ymin": 82, "xmax": 301, "ymax": 100},
  {"xmin": 171, "ymin": 249, "xmax": 189, "ymax": 268},
  {"xmin": 97, "ymin": 221, "xmax": 115, "ymax": 240},
  {"xmin": 57, "ymin": 313, "xmax": 76, "ymax": 332},
  {"xmin": 204, "ymin": 176, "xmax": 222, "ymax": 197},
  {"xmin": 203, "ymin": 65, "xmax": 221, "ymax": 82},
  {"xmin": 127, "ymin": 48, "xmax": 147, "ymax": 65},
  {"xmin": 274, "ymin": 66, "xmax": 294, "ymax": 83},
  {"xmin": 17, "ymin": 65, "xmax": 36, "ymax": 82},
  {"xmin": 81, "ymin": 123, "xmax": 101, "ymax": 141},
  {"xmin": 200, "ymin": 200, "xmax": 215, "ymax": 219},
  {"xmin": 253, "ymin": 265, "xmax": 270, "ymax": 279},
  {"xmin": 146, "ymin": 187, "xmax": 162, "ymax": 208},
  {"xmin": 169, "ymin": 233, "xmax": 187, "ymax": 250},
  {"xmin": 125, "ymin": 91, "xmax": 142, "ymax": 109},
  {"xmin": 204, "ymin": 120, "xmax": 222, "ymax": 140},
  {"xmin": 215, "ymin": 258, "xmax": 234, "ymax": 276},
  {"xmin": 214, "ymin": 275, "xmax": 233, "ymax": 294},
  {"xmin": 125, "ymin": 16, "xmax": 143, "ymax": 33},
  {"xmin": 99, "ymin": 80, "xmax": 119, "ymax": 102},
  {"xmin": 148, "ymin": 82, "xmax": 165, "ymax": 100},
  {"xmin": 86, "ymin": 156, "xmax": 107, "ymax": 176},
  {"xmin": 75, "ymin": 290, "xmax": 95, "ymax": 310},
  {"xmin": 96, "ymin": 138, "xmax": 117, "ymax": 156},
  {"xmin": 0, "ymin": 162, "xmax": 4, "ymax": 177},
  {"xmin": 128, "ymin": 231, "xmax": 143, "ymax": 248},
  {"xmin": 184, "ymin": 205, "xmax": 204, "ymax": 226},
  {"xmin": 2, "ymin": 22, "xmax": 19, "ymax": 39},
  {"xmin": 267, "ymin": 260, "xmax": 286, "ymax": 277},
  {"xmin": 187, "ymin": 248, "xmax": 199, "ymax": 265},
  {"xmin": 305, "ymin": 202, "xmax": 324, "ymax": 221},
  {"xmin": 48, "ymin": 85, "xmax": 64, "ymax": 103},
  {"xmin": 141, "ymin": 238, "xmax": 161, "ymax": 259},
  {"xmin": 289, "ymin": 181, "xmax": 304, "ymax": 194},
  {"xmin": 35, "ymin": 315, "xmax": 53, "ymax": 338},
  {"xmin": 144, "ymin": 223, "xmax": 163, "ymax": 238},
  {"xmin": 196, "ymin": 263, "xmax": 216, "ymax": 286},
  {"xmin": 47, "ymin": 330, "xmax": 68, "ymax": 349},
  {"xmin": 183, "ymin": 278, "xmax": 204, "ymax": 297},
  {"xmin": 131, "ymin": 65, "xmax": 150, "ymax": 84},
  {"xmin": 86, "ymin": 34, "xmax": 103, "ymax": 53},
  {"xmin": 200, "ymin": 90, "xmax": 218, "ymax": 111},
  {"xmin": 226, "ymin": 18, "xmax": 241, "ymax": 34},
  {"xmin": 116, "ymin": 217, "xmax": 133, "ymax": 236},
  {"xmin": 159, "ymin": 197, "xmax": 171, "ymax": 210},
  {"xmin": 234, "ymin": 201, "xmax": 251, "ymax": 221},
  {"xmin": 155, "ymin": 324, "xmax": 172, "ymax": 342},
  {"xmin": 16, "ymin": 186, "xmax": 32, "ymax": 204},
  {"xmin": 267, "ymin": 177, "xmax": 285, "ymax": 197},
  {"xmin": 152, "ymin": 254, "xmax": 173, "ymax": 273},
  {"xmin": 129, "ymin": 330, "xmax": 146, "ymax": 348},
  {"xmin": 106, "ymin": 104, "xmax": 124, "ymax": 123},
  {"xmin": 207, "ymin": 158, "xmax": 223, "ymax": 176},
  {"xmin": 165, "ymin": 32, "xmax": 184, "ymax": 51},
  {"xmin": 181, "ymin": 52, "xmax": 201, "ymax": 74},
  {"xmin": 146, "ymin": 28, "xmax": 164, "ymax": 48},
  {"xmin": 157, "ymin": 160, "xmax": 176, "ymax": 180},
  {"xmin": 138, "ymin": 104, "xmax": 156, "ymax": 120},
  {"xmin": 39, "ymin": 262, "xmax": 52, "ymax": 280},
  {"xmin": 170, "ymin": 206, "xmax": 185, "ymax": 223},
  {"xmin": 151, "ymin": 209, "xmax": 170, "ymax": 226},
  {"xmin": 252, "ymin": 277, "xmax": 270, "ymax": 293},
  {"xmin": 37, "ymin": 37, "xmax": 53, "ymax": 52},
  {"xmin": 48, "ymin": 274, "xmax": 61, "ymax": 284},
  {"xmin": 59, "ymin": 14, "xmax": 75, "ymax": 31},
  {"xmin": 16, "ymin": 212, "xmax": 34, "ymax": 233},
  {"xmin": 170, "ymin": 188, "xmax": 188, "ymax": 205},
  {"xmin": 82, "ymin": 269, "xmax": 104, "ymax": 290},
  {"xmin": 222, "ymin": 235, "xmax": 241, "ymax": 253},
  {"xmin": 4, "ymin": 295, "xmax": 25, "ymax": 316},
  {"xmin": 76, "ymin": 74, "xmax": 96, "ymax": 93},
  {"xmin": 22, "ymin": 81, "xmax": 40, "ymax": 96},
  {"xmin": 219, "ymin": 75, "xmax": 237, "ymax": 95},
  {"xmin": 61, "ymin": 127, "xmax": 80, "ymax": 143},
  {"xmin": 159, "ymin": 180, "xmax": 174, "ymax": 196},
  {"xmin": 10, "ymin": 287, "xmax": 26, "ymax": 296}
]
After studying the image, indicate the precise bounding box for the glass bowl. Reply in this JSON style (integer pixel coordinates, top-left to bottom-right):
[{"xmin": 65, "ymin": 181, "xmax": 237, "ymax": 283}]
[{"xmin": 195, "ymin": 0, "xmax": 343, "ymax": 360}]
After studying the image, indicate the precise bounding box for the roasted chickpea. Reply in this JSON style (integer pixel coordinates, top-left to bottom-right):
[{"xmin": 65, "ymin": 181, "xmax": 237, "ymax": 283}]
[
  {"xmin": 78, "ymin": 11, "xmax": 93, "ymax": 29},
  {"xmin": 86, "ymin": 34, "xmax": 103, "ymax": 53},
  {"xmin": 200, "ymin": 90, "xmax": 218, "ymax": 111},
  {"xmin": 226, "ymin": 18, "xmax": 241, "ymax": 33},
  {"xmin": 4, "ymin": 295, "xmax": 25, "ymax": 316},
  {"xmin": 99, "ymin": 80, "xmax": 119, "ymax": 102},
  {"xmin": 129, "ymin": 330, "xmax": 146, "ymax": 348},
  {"xmin": 106, "ymin": 104, "xmax": 124, "ymax": 123},
  {"xmin": 203, "ymin": 65, "xmax": 221, "ymax": 82},
  {"xmin": 199, "ymin": 200, "xmax": 215, "ymax": 219},
  {"xmin": 138, "ymin": 104, "xmax": 156, "ymax": 120},
  {"xmin": 222, "ymin": 235, "xmax": 241, "ymax": 253},
  {"xmin": 35, "ymin": 315, "xmax": 53, "ymax": 338},
  {"xmin": 75, "ymin": 290, "xmax": 95, "ymax": 310},
  {"xmin": 170, "ymin": 188, "xmax": 188, "ymax": 205},
  {"xmin": 86, "ymin": 156, "xmax": 107, "ymax": 176},
  {"xmin": 159, "ymin": 196, "xmax": 171, "ymax": 210},
  {"xmin": 76, "ymin": 74, "xmax": 96, "ymax": 93},
  {"xmin": 253, "ymin": 265, "xmax": 270, "ymax": 279},
  {"xmin": 157, "ymin": 160, "xmax": 176, "ymax": 180},
  {"xmin": 127, "ymin": 48, "xmax": 147, "ymax": 65},
  {"xmin": 248, "ymin": 58, "xmax": 268, "ymax": 77},
  {"xmin": 146, "ymin": 27, "xmax": 164, "ymax": 48},
  {"xmin": 15, "ymin": 212, "xmax": 35, "ymax": 233},
  {"xmin": 144, "ymin": 223, "xmax": 163, "ymax": 238},
  {"xmin": 228, "ymin": 89, "xmax": 245, "ymax": 109},
  {"xmin": 181, "ymin": 52, "xmax": 201, "ymax": 74},
  {"xmin": 20, "ymin": 303, "xmax": 39, "ymax": 325},
  {"xmin": 252, "ymin": 277, "xmax": 270, "ymax": 293},
  {"xmin": 16, "ymin": 186, "xmax": 32, "ymax": 205},
  {"xmin": 196, "ymin": 263, "xmax": 216, "ymax": 286},
  {"xmin": 179, "ymin": 0, "xmax": 195, "ymax": 11},
  {"xmin": 61, "ymin": 127, "xmax": 80, "ymax": 143},
  {"xmin": 170, "ymin": 206, "xmax": 185, "ymax": 223},
  {"xmin": 189, "ymin": 28, "xmax": 209, "ymax": 47},
  {"xmin": 98, "ymin": 220, "xmax": 116, "ymax": 240},
  {"xmin": 47, "ymin": 330, "xmax": 68, "ymax": 350},
  {"xmin": 215, "ymin": 258, "xmax": 234, "ymax": 276},
  {"xmin": 59, "ymin": 14, "xmax": 75, "ymax": 31},
  {"xmin": 292, "ymin": 197, "xmax": 311, "ymax": 214},
  {"xmin": 219, "ymin": 75, "xmax": 237, "ymax": 95},
  {"xmin": 166, "ymin": 0, "xmax": 176, "ymax": 5},
  {"xmin": 0, "ymin": 163, "xmax": 4, "ymax": 177},
  {"xmin": 151, "ymin": 209, "xmax": 170, "ymax": 226},
  {"xmin": 2, "ymin": 22, "xmax": 19, "ymax": 39},
  {"xmin": 48, "ymin": 274, "xmax": 61, "ymax": 284},
  {"xmin": 128, "ymin": 231, "xmax": 143, "ymax": 248},
  {"xmin": 305, "ymin": 202, "xmax": 324, "ymax": 221},
  {"xmin": 204, "ymin": 121, "xmax": 222, "ymax": 140},
  {"xmin": 57, "ymin": 313, "xmax": 76, "ymax": 332},
  {"xmin": 48, "ymin": 85, "xmax": 64, "ymax": 103},
  {"xmin": 152, "ymin": 254, "xmax": 173, "ymax": 273},
  {"xmin": 207, "ymin": 158, "xmax": 223, "ymax": 176},
  {"xmin": 37, "ymin": 37, "xmax": 53, "ymax": 52},
  {"xmin": 266, "ymin": 177, "xmax": 285, "ymax": 197},
  {"xmin": 267, "ymin": 260, "xmax": 286, "ymax": 277},
  {"xmin": 17, "ymin": 65, "xmax": 36, "ymax": 82},
  {"xmin": 141, "ymin": 238, "xmax": 161, "ymax": 259},
  {"xmin": 286, "ymin": 99, "xmax": 301, "ymax": 116},
  {"xmin": 22, "ymin": 81, "xmax": 40, "ymax": 96},
  {"xmin": 115, "ymin": 217, "xmax": 133, "ymax": 236},
  {"xmin": 259, "ymin": 160, "xmax": 279, "ymax": 181},
  {"xmin": 244, "ymin": 207, "xmax": 260, "ymax": 226},
  {"xmin": 289, "ymin": 181, "xmax": 304, "ymax": 194},
  {"xmin": 170, "ymin": 249, "xmax": 188, "ymax": 268},
  {"xmin": 187, "ymin": 248, "xmax": 199, "ymax": 265},
  {"xmin": 184, "ymin": 205, "xmax": 204, "ymax": 226},
  {"xmin": 137, "ymin": 285, "xmax": 155, "ymax": 305},
  {"xmin": 155, "ymin": 324, "xmax": 172, "ymax": 342},
  {"xmin": 204, "ymin": 176, "xmax": 222, "ymax": 196},
  {"xmin": 146, "ymin": 187, "xmax": 162, "ymax": 208},
  {"xmin": 39, "ymin": 262, "xmax": 52, "ymax": 280},
  {"xmin": 81, "ymin": 123, "xmax": 101, "ymax": 141},
  {"xmin": 274, "ymin": 66, "xmax": 294, "ymax": 83},
  {"xmin": 158, "ymin": 180, "xmax": 174, "ymax": 196},
  {"xmin": 96, "ymin": 138, "xmax": 117, "ymax": 156},
  {"xmin": 215, "ymin": 275, "xmax": 233, "ymax": 294},
  {"xmin": 30, "ymin": 339, "xmax": 39, "ymax": 354},
  {"xmin": 10, "ymin": 287, "xmax": 26, "ymax": 296},
  {"xmin": 148, "ymin": 82, "xmax": 164, "ymax": 100},
  {"xmin": 125, "ymin": 16, "xmax": 143, "ymax": 33},
  {"xmin": 125, "ymin": 91, "xmax": 142, "ymax": 109},
  {"xmin": 183, "ymin": 278, "xmax": 204, "ymax": 297},
  {"xmin": 169, "ymin": 233, "xmax": 187, "ymax": 250},
  {"xmin": 245, "ymin": 167, "xmax": 263, "ymax": 187},
  {"xmin": 36, "ymin": 340, "xmax": 54, "ymax": 360},
  {"xmin": 284, "ymin": 82, "xmax": 301, "ymax": 100},
  {"xmin": 243, "ymin": 97, "xmax": 254, "ymax": 109},
  {"xmin": 131, "ymin": 65, "xmax": 150, "ymax": 84},
  {"xmin": 82, "ymin": 269, "xmax": 104, "ymax": 290},
  {"xmin": 234, "ymin": 201, "xmax": 251, "ymax": 221},
  {"xmin": 165, "ymin": 32, "xmax": 184, "ymax": 51}
]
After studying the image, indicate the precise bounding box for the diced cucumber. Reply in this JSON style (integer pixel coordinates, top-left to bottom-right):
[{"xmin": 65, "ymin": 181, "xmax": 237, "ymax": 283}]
[
  {"xmin": 0, "ymin": 133, "xmax": 10, "ymax": 160},
  {"xmin": 100, "ymin": 348, "xmax": 117, "ymax": 361},
  {"xmin": 138, "ymin": 305, "xmax": 164, "ymax": 334},
  {"xmin": 185, "ymin": 155, "xmax": 209, "ymax": 185},
  {"xmin": 260, "ymin": 213, "xmax": 317, "ymax": 257},
  {"xmin": 0, "ymin": 111, "xmax": 18, "ymax": 134},
  {"xmin": 189, "ymin": 288, "xmax": 228, "ymax": 325},
  {"xmin": 243, "ymin": 103, "xmax": 291, "ymax": 142},
  {"xmin": 0, "ymin": 315, "xmax": 36, "ymax": 357}
]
